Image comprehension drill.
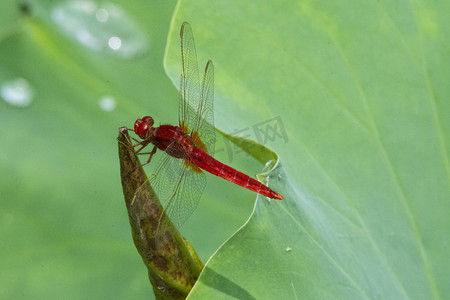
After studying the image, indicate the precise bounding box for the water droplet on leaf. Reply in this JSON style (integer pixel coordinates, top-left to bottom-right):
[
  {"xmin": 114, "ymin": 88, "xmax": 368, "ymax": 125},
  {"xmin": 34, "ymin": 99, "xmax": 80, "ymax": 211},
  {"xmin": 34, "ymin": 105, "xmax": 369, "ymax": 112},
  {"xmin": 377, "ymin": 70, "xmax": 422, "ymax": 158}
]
[
  {"xmin": 51, "ymin": 0, "xmax": 150, "ymax": 59},
  {"xmin": 99, "ymin": 95, "xmax": 116, "ymax": 111},
  {"xmin": 1, "ymin": 77, "xmax": 34, "ymax": 107}
]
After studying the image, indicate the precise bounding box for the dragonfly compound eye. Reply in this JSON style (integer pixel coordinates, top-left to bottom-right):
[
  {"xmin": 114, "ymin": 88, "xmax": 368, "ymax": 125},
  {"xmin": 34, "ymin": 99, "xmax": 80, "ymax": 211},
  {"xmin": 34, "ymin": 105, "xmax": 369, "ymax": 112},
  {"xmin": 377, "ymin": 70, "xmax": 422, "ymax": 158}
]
[
  {"xmin": 134, "ymin": 116, "xmax": 154, "ymax": 139},
  {"xmin": 134, "ymin": 119, "xmax": 147, "ymax": 139},
  {"xmin": 142, "ymin": 116, "xmax": 154, "ymax": 127}
]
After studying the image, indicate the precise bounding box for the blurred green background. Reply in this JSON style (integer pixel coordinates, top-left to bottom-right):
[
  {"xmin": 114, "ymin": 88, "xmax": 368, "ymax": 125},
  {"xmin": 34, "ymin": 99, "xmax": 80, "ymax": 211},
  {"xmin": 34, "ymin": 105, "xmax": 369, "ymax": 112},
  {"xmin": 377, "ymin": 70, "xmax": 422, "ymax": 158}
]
[{"xmin": 1, "ymin": 0, "xmax": 449, "ymax": 299}]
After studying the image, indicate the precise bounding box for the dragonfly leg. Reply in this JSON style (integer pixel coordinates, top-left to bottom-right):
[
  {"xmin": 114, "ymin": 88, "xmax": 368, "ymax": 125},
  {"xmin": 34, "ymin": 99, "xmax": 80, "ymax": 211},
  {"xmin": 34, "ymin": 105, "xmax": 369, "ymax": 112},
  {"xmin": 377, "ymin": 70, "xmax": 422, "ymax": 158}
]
[
  {"xmin": 124, "ymin": 128, "xmax": 146, "ymax": 146},
  {"xmin": 130, "ymin": 137, "xmax": 142, "ymax": 146},
  {"xmin": 118, "ymin": 136, "xmax": 136, "ymax": 149},
  {"xmin": 135, "ymin": 141, "xmax": 152, "ymax": 154},
  {"xmin": 137, "ymin": 145, "xmax": 158, "ymax": 167},
  {"xmin": 118, "ymin": 128, "xmax": 141, "ymax": 147}
]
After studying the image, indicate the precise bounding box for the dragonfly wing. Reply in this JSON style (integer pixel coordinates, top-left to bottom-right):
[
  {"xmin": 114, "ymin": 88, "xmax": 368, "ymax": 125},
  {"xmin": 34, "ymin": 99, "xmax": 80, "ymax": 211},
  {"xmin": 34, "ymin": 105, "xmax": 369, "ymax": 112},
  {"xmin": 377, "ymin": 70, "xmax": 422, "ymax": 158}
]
[
  {"xmin": 180, "ymin": 23, "xmax": 216, "ymax": 156},
  {"xmin": 195, "ymin": 60, "xmax": 215, "ymax": 155},
  {"xmin": 150, "ymin": 143, "xmax": 206, "ymax": 229},
  {"xmin": 149, "ymin": 153, "xmax": 181, "ymax": 208},
  {"xmin": 179, "ymin": 22, "xmax": 201, "ymax": 131},
  {"xmin": 164, "ymin": 159, "xmax": 206, "ymax": 229}
]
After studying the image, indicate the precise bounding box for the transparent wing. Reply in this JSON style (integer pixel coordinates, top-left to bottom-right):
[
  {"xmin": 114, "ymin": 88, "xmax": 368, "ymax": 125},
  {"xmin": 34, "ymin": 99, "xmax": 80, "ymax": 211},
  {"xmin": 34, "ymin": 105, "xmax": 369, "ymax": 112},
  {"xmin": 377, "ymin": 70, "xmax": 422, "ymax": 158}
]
[
  {"xmin": 195, "ymin": 60, "xmax": 215, "ymax": 155},
  {"xmin": 180, "ymin": 22, "xmax": 216, "ymax": 155},
  {"xmin": 179, "ymin": 22, "xmax": 201, "ymax": 132},
  {"xmin": 149, "ymin": 143, "xmax": 206, "ymax": 229}
]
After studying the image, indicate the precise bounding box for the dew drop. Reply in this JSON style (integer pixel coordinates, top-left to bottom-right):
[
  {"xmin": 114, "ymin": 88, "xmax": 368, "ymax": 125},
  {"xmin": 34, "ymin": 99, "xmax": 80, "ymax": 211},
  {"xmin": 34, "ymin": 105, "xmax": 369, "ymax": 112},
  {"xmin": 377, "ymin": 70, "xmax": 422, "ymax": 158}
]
[
  {"xmin": 99, "ymin": 96, "xmax": 116, "ymax": 111},
  {"xmin": 108, "ymin": 36, "xmax": 122, "ymax": 50},
  {"xmin": 1, "ymin": 77, "xmax": 34, "ymax": 107},
  {"xmin": 51, "ymin": 0, "xmax": 150, "ymax": 59},
  {"xmin": 95, "ymin": 8, "xmax": 109, "ymax": 22}
]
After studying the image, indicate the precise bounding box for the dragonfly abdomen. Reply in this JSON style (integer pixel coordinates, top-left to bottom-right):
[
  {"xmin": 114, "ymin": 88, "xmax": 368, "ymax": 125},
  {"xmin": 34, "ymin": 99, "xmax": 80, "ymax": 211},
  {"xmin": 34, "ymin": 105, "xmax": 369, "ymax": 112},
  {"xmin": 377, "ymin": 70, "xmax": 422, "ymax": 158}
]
[{"xmin": 190, "ymin": 148, "xmax": 283, "ymax": 200}]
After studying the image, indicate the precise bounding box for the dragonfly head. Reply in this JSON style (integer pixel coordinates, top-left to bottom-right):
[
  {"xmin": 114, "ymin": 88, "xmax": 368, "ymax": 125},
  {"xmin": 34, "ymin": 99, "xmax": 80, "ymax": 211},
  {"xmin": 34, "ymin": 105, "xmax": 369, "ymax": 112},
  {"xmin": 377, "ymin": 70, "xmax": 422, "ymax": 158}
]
[{"xmin": 134, "ymin": 116, "xmax": 154, "ymax": 139}]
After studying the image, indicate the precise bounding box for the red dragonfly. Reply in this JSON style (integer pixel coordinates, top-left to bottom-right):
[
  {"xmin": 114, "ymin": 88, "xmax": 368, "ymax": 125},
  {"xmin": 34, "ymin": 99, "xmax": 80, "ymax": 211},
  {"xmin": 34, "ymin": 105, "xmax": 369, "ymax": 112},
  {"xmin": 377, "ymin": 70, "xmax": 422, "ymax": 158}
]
[{"xmin": 132, "ymin": 22, "xmax": 283, "ymax": 228}]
